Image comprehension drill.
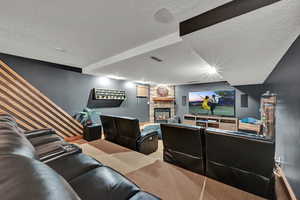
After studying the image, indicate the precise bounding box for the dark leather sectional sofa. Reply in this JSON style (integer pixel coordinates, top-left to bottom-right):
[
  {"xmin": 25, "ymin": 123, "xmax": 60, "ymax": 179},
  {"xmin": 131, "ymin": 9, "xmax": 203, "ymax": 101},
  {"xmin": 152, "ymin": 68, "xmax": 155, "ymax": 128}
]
[
  {"xmin": 161, "ymin": 123, "xmax": 275, "ymax": 199},
  {"xmin": 0, "ymin": 113, "xmax": 160, "ymax": 200},
  {"xmin": 100, "ymin": 115, "xmax": 159, "ymax": 154}
]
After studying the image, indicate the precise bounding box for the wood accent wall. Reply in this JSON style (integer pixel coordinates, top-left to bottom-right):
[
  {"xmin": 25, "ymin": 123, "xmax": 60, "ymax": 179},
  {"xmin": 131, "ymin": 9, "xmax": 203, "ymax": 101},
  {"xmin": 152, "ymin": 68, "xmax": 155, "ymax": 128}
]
[{"xmin": 0, "ymin": 60, "xmax": 83, "ymax": 138}]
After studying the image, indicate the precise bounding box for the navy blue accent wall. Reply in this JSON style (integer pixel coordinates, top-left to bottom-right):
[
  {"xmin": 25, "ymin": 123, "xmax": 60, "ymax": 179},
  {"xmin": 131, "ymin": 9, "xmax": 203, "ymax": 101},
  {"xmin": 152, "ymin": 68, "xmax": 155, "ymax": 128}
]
[
  {"xmin": 264, "ymin": 35, "xmax": 300, "ymax": 198},
  {"xmin": 0, "ymin": 53, "xmax": 149, "ymax": 122}
]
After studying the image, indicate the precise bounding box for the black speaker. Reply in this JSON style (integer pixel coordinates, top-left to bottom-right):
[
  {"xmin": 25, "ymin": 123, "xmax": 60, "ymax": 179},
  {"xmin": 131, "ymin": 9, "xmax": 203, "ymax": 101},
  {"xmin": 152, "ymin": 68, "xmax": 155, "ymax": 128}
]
[
  {"xmin": 241, "ymin": 94, "xmax": 248, "ymax": 108},
  {"xmin": 83, "ymin": 125, "xmax": 102, "ymax": 141},
  {"xmin": 182, "ymin": 96, "xmax": 187, "ymax": 106}
]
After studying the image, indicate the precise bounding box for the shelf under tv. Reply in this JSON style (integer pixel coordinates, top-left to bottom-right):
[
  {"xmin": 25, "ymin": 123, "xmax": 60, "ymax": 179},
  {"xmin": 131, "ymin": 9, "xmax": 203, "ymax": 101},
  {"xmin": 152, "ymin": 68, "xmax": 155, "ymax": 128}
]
[{"xmin": 183, "ymin": 114, "xmax": 238, "ymax": 131}]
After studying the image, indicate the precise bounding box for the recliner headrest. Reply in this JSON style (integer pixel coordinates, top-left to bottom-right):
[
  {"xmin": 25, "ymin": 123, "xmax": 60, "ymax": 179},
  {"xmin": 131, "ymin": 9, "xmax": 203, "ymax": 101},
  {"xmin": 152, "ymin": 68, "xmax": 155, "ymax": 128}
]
[
  {"xmin": 0, "ymin": 119, "xmax": 38, "ymax": 160},
  {"xmin": 0, "ymin": 113, "xmax": 24, "ymax": 133}
]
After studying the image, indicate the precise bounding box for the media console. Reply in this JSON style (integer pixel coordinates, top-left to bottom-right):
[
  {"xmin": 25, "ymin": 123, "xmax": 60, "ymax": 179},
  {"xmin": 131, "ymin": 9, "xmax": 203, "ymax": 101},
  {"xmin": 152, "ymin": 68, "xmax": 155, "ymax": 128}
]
[{"xmin": 183, "ymin": 114, "xmax": 238, "ymax": 131}]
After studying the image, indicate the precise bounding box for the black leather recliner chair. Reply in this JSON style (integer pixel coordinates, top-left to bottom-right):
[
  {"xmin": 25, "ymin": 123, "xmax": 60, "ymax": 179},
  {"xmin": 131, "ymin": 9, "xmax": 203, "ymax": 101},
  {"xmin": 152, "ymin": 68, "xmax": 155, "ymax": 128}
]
[
  {"xmin": 160, "ymin": 123, "xmax": 206, "ymax": 175},
  {"xmin": 0, "ymin": 113, "xmax": 160, "ymax": 200},
  {"xmin": 205, "ymin": 128, "xmax": 275, "ymax": 199},
  {"xmin": 101, "ymin": 115, "xmax": 159, "ymax": 154}
]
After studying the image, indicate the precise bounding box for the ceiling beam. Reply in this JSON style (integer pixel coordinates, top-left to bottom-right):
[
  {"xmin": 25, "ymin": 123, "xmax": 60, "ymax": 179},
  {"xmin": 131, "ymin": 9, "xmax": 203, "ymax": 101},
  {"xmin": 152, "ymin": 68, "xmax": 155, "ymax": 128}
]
[{"xmin": 180, "ymin": 0, "xmax": 282, "ymax": 36}]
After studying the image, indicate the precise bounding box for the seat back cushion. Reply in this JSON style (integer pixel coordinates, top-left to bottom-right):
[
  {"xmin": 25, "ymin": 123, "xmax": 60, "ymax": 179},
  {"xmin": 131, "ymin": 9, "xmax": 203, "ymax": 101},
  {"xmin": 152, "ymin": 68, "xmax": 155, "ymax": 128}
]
[
  {"xmin": 0, "ymin": 113, "xmax": 23, "ymax": 132},
  {"xmin": 205, "ymin": 130, "xmax": 275, "ymax": 177},
  {"xmin": 47, "ymin": 153, "xmax": 102, "ymax": 181},
  {"xmin": 70, "ymin": 166, "xmax": 140, "ymax": 200},
  {"xmin": 0, "ymin": 120, "xmax": 38, "ymax": 160},
  {"xmin": 161, "ymin": 123, "xmax": 205, "ymax": 174},
  {"xmin": 115, "ymin": 117, "xmax": 140, "ymax": 150},
  {"xmin": 0, "ymin": 155, "xmax": 80, "ymax": 200},
  {"xmin": 100, "ymin": 115, "xmax": 118, "ymax": 141},
  {"xmin": 205, "ymin": 130, "xmax": 275, "ymax": 198}
]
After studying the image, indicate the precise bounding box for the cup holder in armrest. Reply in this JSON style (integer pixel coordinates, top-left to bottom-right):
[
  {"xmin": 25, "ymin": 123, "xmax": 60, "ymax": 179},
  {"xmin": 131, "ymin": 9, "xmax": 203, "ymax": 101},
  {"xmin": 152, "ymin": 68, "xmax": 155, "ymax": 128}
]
[{"xmin": 40, "ymin": 144, "xmax": 82, "ymax": 163}]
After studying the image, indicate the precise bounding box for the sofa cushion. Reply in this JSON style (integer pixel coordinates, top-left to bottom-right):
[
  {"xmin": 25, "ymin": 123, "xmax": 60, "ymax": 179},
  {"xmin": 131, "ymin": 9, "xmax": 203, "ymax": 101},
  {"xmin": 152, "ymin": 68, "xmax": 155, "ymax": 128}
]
[
  {"xmin": 0, "ymin": 155, "xmax": 80, "ymax": 200},
  {"xmin": 70, "ymin": 166, "xmax": 140, "ymax": 200},
  {"xmin": 0, "ymin": 123, "xmax": 38, "ymax": 159},
  {"xmin": 47, "ymin": 153, "xmax": 102, "ymax": 181},
  {"xmin": 0, "ymin": 113, "xmax": 23, "ymax": 132}
]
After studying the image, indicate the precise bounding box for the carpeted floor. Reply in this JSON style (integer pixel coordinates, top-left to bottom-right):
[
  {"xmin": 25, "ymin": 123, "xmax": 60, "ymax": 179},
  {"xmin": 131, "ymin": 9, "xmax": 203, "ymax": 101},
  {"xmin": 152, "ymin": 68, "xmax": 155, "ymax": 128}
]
[{"xmin": 75, "ymin": 139, "xmax": 265, "ymax": 200}]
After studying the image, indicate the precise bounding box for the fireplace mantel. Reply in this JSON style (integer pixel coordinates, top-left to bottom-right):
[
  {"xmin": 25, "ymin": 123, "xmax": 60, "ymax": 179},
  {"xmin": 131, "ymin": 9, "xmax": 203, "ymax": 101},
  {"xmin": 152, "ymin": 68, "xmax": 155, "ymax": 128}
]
[{"xmin": 152, "ymin": 97, "xmax": 175, "ymax": 102}]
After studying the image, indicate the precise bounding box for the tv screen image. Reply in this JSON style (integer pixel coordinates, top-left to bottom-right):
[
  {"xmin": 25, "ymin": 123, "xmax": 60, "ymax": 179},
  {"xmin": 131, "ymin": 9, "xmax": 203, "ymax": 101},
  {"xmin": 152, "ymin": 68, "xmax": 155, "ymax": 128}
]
[{"xmin": 188, "ymin": 90, "xmax": 235, "ymax": 116}]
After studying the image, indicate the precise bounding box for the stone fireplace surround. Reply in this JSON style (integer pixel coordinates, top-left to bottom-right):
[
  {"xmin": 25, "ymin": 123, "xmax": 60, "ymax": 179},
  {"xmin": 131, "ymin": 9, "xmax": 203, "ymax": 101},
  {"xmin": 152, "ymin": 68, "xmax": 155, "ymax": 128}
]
[{"xmin": 149, "ymin": 85, "xmax": 175, "ymax": 123}]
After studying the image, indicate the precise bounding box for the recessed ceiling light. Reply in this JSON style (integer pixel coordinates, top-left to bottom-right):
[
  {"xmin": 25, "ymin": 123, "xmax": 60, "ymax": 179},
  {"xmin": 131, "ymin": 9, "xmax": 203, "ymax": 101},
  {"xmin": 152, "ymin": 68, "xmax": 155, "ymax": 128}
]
[
  {"xmin": 106, "ymin": 75, "xmax": 126, "ymax": 80},
  {"xmin": 136, "ymin": 80, "xmax": 150, "ymax": 84},
  {"xmin": 207, "ymin": 66, "xmax": 218, "ymax": 75},
  {"xmin": 202, "ymin": 64, "xmax": 222, "ymax": 78},
  {"xmin": 158, "ymin": 84, "xmax": 169, "ymax": 87},
  {"xmin": 55, "ymin": 47, "xmax": 66, "ymax": 52}
]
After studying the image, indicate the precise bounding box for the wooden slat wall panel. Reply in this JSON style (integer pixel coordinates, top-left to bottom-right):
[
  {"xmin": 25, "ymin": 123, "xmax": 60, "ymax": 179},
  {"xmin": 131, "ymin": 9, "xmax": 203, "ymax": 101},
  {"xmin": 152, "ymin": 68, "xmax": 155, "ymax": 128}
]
[
  {"xmin": 0, "ymin": 64, "xmax": 82, "ymax": 132},
  {"xmin": 0, "ymin": 69, "xmax": 81, "ymax": 134},
  {"xmin": 0, "ymin": 60, "xmax": 83, "ymax": 138}
]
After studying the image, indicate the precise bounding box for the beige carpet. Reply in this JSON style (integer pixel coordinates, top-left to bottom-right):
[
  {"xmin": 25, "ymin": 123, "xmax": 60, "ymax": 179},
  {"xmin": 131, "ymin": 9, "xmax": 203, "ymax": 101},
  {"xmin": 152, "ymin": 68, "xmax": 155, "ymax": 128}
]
[{"xmin": 77, "ymin": 139, "xmax": 265, "ymax": 200}]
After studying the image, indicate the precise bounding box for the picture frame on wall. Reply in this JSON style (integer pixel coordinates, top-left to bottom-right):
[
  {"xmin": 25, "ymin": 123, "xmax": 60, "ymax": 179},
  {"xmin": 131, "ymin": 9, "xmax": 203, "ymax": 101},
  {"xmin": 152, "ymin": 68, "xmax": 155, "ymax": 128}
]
[{"xmin": 136, "ymin": 85, "xmax": 149, "ymax": 98}]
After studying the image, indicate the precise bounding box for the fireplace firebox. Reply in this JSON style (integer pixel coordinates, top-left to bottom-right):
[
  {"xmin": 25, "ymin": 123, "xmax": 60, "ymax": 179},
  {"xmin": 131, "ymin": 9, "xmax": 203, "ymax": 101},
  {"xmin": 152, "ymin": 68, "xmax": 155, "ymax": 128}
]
[{"xmin": 154, "ymin": 108, "xmax": 171, "ymax": 123}]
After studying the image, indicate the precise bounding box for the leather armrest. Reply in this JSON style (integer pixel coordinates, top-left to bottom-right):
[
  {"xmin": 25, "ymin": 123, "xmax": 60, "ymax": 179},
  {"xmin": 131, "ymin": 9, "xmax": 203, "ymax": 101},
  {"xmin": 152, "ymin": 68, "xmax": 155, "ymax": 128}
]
[
  {"xmin": 137, "ymin": 130, "xmax": 158, "ymax": 155},
  {"xmin": 138, "ymin": 130, "xmax": 158, "ymax": 143},
  {"xmin": 24, "ymin": 128, "xmax": 59, "ymax": 139}
]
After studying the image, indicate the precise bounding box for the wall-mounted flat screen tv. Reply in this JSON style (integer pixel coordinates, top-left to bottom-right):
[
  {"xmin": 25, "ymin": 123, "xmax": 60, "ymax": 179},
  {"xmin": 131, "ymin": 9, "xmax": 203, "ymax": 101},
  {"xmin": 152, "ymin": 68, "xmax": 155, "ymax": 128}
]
[{"xmin": 188, "ymin": 90, "xmax": 235, "ymax": 117}]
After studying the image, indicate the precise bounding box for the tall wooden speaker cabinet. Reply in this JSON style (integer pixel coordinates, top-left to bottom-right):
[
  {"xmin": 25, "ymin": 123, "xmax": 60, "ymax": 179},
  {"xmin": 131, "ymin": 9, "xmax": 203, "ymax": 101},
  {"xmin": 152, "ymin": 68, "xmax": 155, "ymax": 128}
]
[{"xmin": 261, "ymin": 91, "xmax": 277, "ymax": 139}]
